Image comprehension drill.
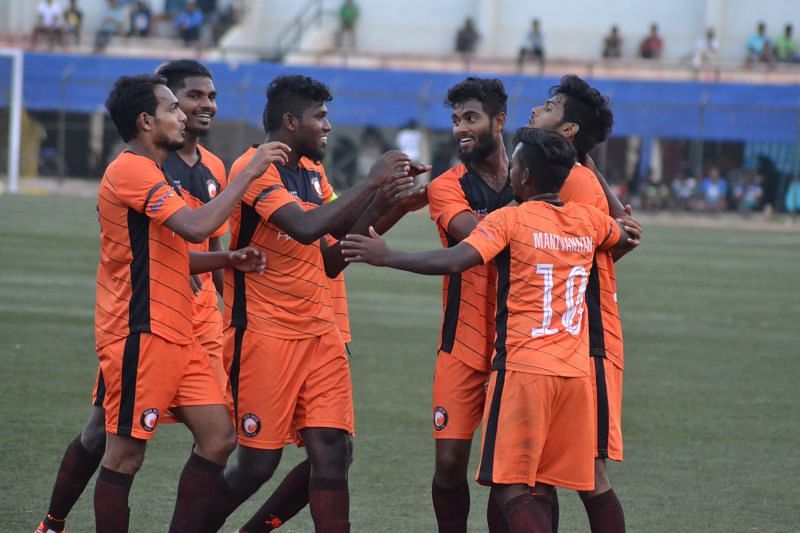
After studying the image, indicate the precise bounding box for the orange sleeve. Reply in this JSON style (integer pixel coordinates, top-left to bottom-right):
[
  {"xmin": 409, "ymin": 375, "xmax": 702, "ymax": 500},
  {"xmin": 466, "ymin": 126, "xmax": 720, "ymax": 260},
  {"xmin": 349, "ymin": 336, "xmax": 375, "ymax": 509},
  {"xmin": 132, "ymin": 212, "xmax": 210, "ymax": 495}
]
[
  {"xmin": 106, "ymin": 156, "xmax": 187, "ymax": 225},
  {"xmin": 461, "ymin": 207, "xmax": 514, "ymax": 263},
  {"xmin": 243, "ymin": 165, "xmax": 297, "ymax": 222},
  {"xmin": 428, "ymin": 173, "xmax": 471, "ymax": 232},
  {"xmin": 560, "ymin": 164, "xmax": 607, "ymax": 211}
]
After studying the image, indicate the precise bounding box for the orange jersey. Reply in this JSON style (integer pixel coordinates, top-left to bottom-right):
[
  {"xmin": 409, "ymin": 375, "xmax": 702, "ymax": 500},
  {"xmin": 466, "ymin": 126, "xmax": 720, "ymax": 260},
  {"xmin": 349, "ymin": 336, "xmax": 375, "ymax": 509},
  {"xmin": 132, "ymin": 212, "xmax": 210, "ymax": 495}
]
[
  {"xmin": 224, "ymin": 148, "xmax": 337, "ymax": 339},
  {"xmin": 559, "ymin": 164, "xmax": 623, "ymax": 369},
  {"xmin": 427, "ymin": 164, "xmax": 513, "ymax": 372},
  {"xmin": 95, "ymin": 151, "xmax": 192, "ymax": 349},
  {"xmin": 329, "ymin": 269, "xmax": 351, "ymax": 343},
  {"xmin": 163, "ymin": 145, "xmax": 228, "ymax": 338},
  {"xmin": 463, "ymin": 200, "xmax": 621, "ymax": 377}
]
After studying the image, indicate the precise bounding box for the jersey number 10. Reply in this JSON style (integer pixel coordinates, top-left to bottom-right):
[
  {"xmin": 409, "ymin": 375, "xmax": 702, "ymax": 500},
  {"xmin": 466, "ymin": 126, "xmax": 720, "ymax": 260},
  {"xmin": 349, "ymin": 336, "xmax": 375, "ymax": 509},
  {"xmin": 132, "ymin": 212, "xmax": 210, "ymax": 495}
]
[{"xmin": 531, "ymin": 264, "xmax": 589, "ymax": 338}]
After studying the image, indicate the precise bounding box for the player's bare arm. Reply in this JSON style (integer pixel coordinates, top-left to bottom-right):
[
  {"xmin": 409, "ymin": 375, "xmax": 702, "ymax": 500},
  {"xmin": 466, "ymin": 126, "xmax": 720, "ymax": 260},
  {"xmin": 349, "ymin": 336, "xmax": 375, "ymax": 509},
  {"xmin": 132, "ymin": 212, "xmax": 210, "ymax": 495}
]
[
  {"xmin": 189, "ymin": 246, "xmax": 267, "ymax": 275},
  {"xmin": 209, "ymin": 236, "xmax": 225, "ymax": 295},
  {"xmin": 269, "ymin": 150, "xmax": 413, "ymax": 245},
  {"xmin": 321, "ymin": 165, "xmax": 431, "ymax": 277},
  {"xmin": 341, "ymin": 226, "xmax": 483, "ymax": 274},
  {"xmin": 165, "ymin": 142, "xmax": 291, "ymax": 243}
]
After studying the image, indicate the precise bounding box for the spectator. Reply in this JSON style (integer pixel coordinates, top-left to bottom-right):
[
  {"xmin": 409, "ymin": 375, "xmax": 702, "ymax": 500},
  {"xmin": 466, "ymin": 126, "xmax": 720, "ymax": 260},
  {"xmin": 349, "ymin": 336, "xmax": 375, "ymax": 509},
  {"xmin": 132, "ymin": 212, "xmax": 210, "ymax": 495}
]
[
  {"xmin": 175, "ymin": 0, "xmax": 203, "ymax": 45},
  {"xmin": 212, "ymin": 1, "xmax": 239, "ymax": 44},
  {"xmin": 63, "ymin": 0, "xmax": 83, "ymax": 45},
  {"xmin": 774, "ymin": 24, "xmax": 798, "ymax": 62},
  {"xmin": 641, "ymin": 168, "xmax": 670, "ymax": 211},
  {"xmin": 732, "ymin": 172, "xmax": 763, "ymax": 213},
  {"xmin": 785, "ymin": 176, "xmax": 800, "ymax": 223},
  {"xmin": 639, "ymin": 23, "xmax": 663, "ymax": 59},
  {"xmin": 700, "ymin": 166, "xmax": 728, "ymax": 212},
  {"xmin": 517, "ymin": 18, "xmax": 545, "ymax": 70},
  {"xmin": 602, "ymin": 25, "xmax": 623, "ymax": 58},
  {"xmin": 128, "ymin": 1, "xmax": 152, "ymax": 37},
  {"xmin": 455, "ymin": 17, "xmax": 479, "ymax": 66},
  {"xmin": 33, "ymin": 0, "xmax": 65, "ymax": 50},
  {"xmin": 692, "ymin": 27, "xmax": 719, "ymax": 68},
  {"xmin": 671, "ymin": 172, "xmax": 697, "ymax": 211},
  {"xmin": 335, "ymin": 0, "xmax": 359, "ymax": 50},
  {"xmin": 94, "ymin": 0, "xmax": 126, "ymax": 53},
  {"xmin": 746, "ymin": 22, "xmax": 774, "ymax": 66}
]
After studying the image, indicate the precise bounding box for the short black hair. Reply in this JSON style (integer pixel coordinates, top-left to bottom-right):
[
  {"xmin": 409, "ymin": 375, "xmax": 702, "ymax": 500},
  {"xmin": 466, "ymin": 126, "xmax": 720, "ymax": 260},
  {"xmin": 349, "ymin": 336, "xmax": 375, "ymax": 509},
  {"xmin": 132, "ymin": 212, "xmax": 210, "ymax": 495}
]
[
  {"xmin": 551, "ymin": 74, "xmax": 613, "ymax": 158},
  {"xmin": 105, "ymin": 74, "xmax": 166, "ymax": 143},
  {"xmin": 445, "ymin": 77, "xmax": 507, "ymax": 119},
  {"xmin": 263, "ymin": 75, "xmax": 332, "ymax": 133},
  {"xmin": 512, "ymin": 127, "xmax": 576, "ymax": 193},
  {"xmin": 155, "ymin": 59, "xmax": 212, "ymax": 93}
]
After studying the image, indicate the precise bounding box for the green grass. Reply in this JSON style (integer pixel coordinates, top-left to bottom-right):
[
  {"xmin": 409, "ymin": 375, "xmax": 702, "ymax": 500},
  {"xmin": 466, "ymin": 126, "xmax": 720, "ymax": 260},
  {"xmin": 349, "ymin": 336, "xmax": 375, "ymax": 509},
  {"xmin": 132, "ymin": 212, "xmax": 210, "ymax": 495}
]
[{"xmin": 1, "ymin": 194, "xmax": 799, "ymax": 531}]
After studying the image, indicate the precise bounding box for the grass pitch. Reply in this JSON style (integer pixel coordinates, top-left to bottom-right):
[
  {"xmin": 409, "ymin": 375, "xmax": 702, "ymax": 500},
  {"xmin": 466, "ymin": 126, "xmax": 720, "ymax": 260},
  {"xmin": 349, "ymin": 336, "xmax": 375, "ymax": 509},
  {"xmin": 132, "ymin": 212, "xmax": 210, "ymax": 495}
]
[{"xmin": 1, "ymin": 194, "xmax": 799, "ymax": 531}]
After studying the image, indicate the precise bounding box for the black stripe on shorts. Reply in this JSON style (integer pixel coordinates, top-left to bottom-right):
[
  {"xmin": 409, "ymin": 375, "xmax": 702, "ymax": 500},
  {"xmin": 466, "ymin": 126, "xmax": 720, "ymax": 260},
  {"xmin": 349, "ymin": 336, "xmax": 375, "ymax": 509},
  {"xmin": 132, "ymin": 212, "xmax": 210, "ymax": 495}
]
[
  {"xmin": 594, "ymin": 356, "xmax": 610, "ymax": 459},
  {"xmin": 477, "ymin": 369, "xmax": 506, "ymax": 485},
  {"xmin": 93, "ymin": 369, "xmax": 106, "ymax": 407},
  {"xmin": 117, "ymin": 333, "xmax": 141, "ymax": 437},
  {"xmin": 229, "ymin": 327, "xmax": 245, "ymax": 423}
]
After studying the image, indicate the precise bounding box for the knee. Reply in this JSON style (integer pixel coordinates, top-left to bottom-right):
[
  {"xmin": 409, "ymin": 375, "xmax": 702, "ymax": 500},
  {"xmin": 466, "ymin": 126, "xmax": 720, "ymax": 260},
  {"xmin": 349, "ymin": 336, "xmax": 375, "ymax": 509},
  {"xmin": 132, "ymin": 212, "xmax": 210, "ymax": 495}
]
[
  {"xmin": 201, "ymin": 424, "xmax": 237, "ymax": 462},
  {"xmin": 229, "ymin": 447, "xmax": 281, "ymax": 490},
  {"xmin": 434, "ymin": 446, "xmax": 470, "ymax": 486},
  {"xmin": 81, "ymin": 415, "xmax": 107, "ymax": 456}
]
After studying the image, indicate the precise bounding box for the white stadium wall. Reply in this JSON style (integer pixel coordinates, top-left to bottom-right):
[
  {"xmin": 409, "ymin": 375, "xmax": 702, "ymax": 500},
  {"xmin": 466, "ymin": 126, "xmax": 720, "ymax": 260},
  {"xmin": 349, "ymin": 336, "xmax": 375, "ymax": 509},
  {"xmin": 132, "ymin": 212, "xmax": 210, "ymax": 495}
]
[{"xmin": 0, "ymin": 0, "xmax": 798, "ymax": 62}]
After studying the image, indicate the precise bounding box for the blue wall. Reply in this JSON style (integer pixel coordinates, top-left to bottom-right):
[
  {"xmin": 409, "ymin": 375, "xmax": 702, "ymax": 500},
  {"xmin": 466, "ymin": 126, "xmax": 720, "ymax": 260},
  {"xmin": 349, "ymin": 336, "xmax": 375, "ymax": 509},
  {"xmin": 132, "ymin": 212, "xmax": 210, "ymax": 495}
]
[{"xmin": 5, "ymin": 52, "xmax": 800, "ymax": 143}]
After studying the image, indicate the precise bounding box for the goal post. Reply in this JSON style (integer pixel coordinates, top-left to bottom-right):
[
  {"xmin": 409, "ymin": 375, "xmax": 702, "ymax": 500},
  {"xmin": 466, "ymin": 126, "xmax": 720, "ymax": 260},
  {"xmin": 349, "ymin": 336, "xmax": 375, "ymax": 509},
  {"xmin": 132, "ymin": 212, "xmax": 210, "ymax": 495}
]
[{"xmin": 1, "ymin": 48, "xmax": 23, "ymax": 194}]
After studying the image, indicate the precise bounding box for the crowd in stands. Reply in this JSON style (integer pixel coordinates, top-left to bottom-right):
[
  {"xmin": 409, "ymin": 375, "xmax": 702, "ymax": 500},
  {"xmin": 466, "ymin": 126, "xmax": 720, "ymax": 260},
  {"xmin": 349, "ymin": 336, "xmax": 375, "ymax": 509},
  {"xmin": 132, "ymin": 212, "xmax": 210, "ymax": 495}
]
[
  {"xmin": 31, "ymin": 0, "xmax": 240, "ymax": 52},
  {"xmin": 631, "ymin": 161, "xmax": 800, "ymax": 219}
]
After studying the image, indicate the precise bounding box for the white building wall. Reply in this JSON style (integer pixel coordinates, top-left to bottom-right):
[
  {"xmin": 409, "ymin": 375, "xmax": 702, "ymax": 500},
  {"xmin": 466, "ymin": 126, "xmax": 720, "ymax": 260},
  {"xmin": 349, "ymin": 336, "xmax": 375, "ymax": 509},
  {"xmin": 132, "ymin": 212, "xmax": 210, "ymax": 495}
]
[{"xmin": 2, "ymin": 0, "xmax": 798, "ymax": 63}]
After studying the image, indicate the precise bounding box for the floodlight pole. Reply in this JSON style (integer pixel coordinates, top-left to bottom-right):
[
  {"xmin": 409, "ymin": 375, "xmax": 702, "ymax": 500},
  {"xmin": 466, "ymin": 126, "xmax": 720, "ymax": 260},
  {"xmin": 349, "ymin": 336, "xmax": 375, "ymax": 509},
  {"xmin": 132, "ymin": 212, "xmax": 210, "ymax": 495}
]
[{"xmin": 2, "ymin": 48, "xmax": 23, "ymax": 194}]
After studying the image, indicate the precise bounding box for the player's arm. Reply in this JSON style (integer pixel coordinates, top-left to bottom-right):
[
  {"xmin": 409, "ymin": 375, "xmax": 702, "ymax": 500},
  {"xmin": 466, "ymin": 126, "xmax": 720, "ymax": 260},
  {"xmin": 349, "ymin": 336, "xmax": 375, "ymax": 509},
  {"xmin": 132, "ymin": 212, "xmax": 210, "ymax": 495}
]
[
  {"xmin": 321, "ymin": 169, "xmax": 430, "ymax": 277},
  {"xmin": 341, "ymin": 226, "xmax": 483, "ymax": 275},
  {"xmin": 583, "ymin": 154, "xmax": 643, "ymax": 259},
  {"xmin": 209, "ymin": 236, "xmax": 225, "ymax": 296},
  {"xmin": 189, "ymin": 246, "xmax": 266, "ymax": 275},
  {"xmin": 164, "ymin": 142, "xmax": 291, "ymax": 243},
  {"xmin": 269, "ymin": 151, "xmax": 413, "ymax": 245},
  {"xmin": 611, "ymin": 210, "xmax": 641, "ymax": 260}
]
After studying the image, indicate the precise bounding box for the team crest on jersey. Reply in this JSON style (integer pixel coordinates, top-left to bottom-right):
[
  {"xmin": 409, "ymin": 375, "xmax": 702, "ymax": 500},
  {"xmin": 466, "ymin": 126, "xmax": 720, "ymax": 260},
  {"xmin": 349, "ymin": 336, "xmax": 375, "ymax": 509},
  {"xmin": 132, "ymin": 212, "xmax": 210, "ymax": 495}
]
[
  {"xmin": 140, "ymin": 408, "xmax": 160, "ymax": 432},
  {"xmin": 241, "ymin": 413, "xmax": 261, "ymax": 437},
  {"xmin": 206, "ymin": 179, "xmax": 219, "ymax": 198},
  {"xmin": 310, "ymin": 175, "xmax": 323, "ymax": 198},
  {"xmin": 433, "ymin": 406, "xmax": 448, "ymax": 431}
]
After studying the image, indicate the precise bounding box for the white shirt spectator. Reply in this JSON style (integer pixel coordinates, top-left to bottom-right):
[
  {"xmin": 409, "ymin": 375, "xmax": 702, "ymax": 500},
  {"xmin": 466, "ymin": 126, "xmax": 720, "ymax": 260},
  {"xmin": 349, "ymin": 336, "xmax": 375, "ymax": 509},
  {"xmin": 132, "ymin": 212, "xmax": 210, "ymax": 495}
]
[{"xmin": 37, "ymin": 0, "xmax": 64, "ymax": 29}]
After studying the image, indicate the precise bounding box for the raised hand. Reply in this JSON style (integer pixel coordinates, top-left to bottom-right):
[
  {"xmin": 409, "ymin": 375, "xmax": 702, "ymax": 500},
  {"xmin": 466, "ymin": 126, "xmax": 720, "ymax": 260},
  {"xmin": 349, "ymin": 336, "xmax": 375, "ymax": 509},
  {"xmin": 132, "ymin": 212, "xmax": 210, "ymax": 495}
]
[
  {"xmin": 617, "ymin": 204, "xmax": 642, "ymax": 248},
  {"xmin": 230, "ymin": 246, "xmax": 267, "ymax": 274},
  {"xmin": 367, "ymin": 150, "xmax": 412, "ymax": 187},
  {"xmin": 341, "ymin": 226, "xmax": 390, "ymax": 266},
  {"xmin": 395, "ymin": 183, "xmax": 429, "ymax": 212},
  {"xmin": 243, "ymin": 141, "xmax": 292, "ymax": 179}
]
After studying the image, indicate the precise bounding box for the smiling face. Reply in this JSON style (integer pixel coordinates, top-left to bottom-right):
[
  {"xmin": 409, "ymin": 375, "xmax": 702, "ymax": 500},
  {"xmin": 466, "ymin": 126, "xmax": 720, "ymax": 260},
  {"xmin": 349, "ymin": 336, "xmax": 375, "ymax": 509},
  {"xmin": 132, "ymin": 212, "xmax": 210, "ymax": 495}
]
[
  {"xmin": 151, "ymin": 84, "xmax": 186, "ymax": 151},
  {"xmin": 451, "ymin": 98, "xmax": 499, "ymax": 164},
  {"xmin": 173, "ymin": 75, "xmax": 217, "ymax": 138},
  {"xmin": 295, "ymin": 101, "xmax": 331, "ymax": 161}
]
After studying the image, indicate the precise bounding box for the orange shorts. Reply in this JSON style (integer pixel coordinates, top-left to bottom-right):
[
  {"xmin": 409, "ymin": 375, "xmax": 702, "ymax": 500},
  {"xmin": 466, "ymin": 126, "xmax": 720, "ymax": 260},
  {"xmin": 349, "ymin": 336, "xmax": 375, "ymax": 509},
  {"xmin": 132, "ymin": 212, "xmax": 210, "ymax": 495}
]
[
  {"xmin": 97, "ymin": 333, "xmax": 225, "ymax": 440},
  {"xmin": 227, "ymin": 327, "xmax": 354, "ymax": 450},
  {"xmin": 432, "ymin": 351, "xmax": 489, "ymax": 439},
  {"xmin": 476, "ymin": 370, "xmax": 595, "ymax": 491},
  {"xmin": 591, "ymin": 356, "xmax": 623, "ymax": 461}
]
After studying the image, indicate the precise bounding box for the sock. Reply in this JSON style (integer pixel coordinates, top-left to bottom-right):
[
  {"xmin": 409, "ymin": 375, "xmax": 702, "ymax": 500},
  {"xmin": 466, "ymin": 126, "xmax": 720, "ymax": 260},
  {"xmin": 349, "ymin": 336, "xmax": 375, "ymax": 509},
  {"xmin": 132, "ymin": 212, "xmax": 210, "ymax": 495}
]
[
  {"xmin": 43, "ymin": 434, "xmax": 104, "ymax": 530},
  {"xmin": 169, "ymin": 452, "xmax": 225, "ymax": 533},
  {"xmin": 242, "ymin": 460, "xmax": 311, "ymax": 532},
  {"xmin": 486, "ymin": 491, "xmax": 509, "ymax": 533},
  {"xmin": 308, "ymin": 476, "xmax": 349, "ymax": 533},
  {"xmin": 501, "ymin": 493, "xmax": 551, "ymax": 533},
  {"xmin": 582, "ymin": 489, "xmax": 626, "ymax": 533},
  {"xmin": 201, "ymin": 473, "xmax": 253, "ymax": 532},
  {"xmin": 551, "ymin": 489, "xmax": 560, "ymax": 532},
  {"xmin": 94, "ymin": 467, "xmax": 134, "ymax": 533},
  {"xmin": 431, "ymin": 480, "xmax": 470, "ymax": 533}
]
